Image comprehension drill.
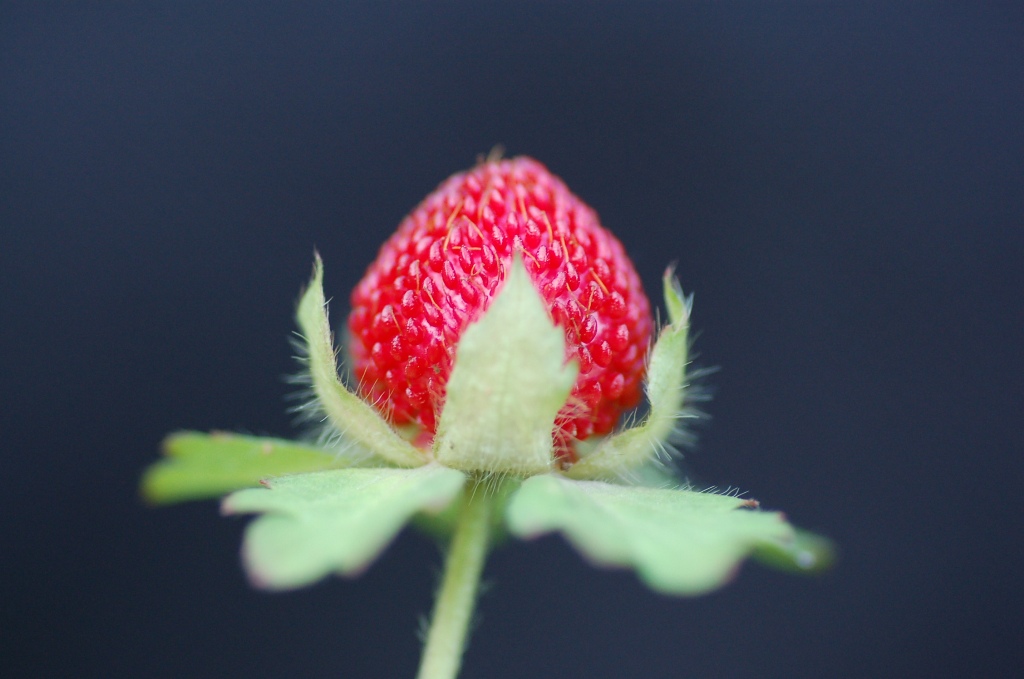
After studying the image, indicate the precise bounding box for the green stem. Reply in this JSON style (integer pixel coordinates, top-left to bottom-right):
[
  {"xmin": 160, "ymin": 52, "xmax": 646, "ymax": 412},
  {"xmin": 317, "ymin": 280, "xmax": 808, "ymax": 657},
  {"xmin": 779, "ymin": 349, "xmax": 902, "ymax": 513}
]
[{"xmin": 416, "ymin": 478, "xmax": 493, "ymax": 679}]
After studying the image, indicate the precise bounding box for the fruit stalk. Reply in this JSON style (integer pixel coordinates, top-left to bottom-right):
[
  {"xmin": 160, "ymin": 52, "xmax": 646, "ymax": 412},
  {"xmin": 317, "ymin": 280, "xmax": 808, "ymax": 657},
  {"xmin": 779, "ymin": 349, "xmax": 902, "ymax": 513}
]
[{"xmin": 416, "ymin": 478, "xmax": 494, "ymax": 679}]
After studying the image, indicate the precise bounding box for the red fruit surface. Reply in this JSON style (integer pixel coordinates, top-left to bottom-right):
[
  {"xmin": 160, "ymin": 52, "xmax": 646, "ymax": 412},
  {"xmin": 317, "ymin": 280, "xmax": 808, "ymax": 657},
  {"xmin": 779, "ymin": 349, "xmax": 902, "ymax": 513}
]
[{"xmin": 348, "ymin": 157, "xmax": 653, "ymax": 459}]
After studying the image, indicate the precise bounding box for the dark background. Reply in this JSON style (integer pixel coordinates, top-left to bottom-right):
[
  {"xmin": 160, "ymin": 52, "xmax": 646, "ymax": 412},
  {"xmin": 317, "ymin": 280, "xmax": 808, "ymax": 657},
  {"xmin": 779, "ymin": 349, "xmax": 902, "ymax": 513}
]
[{"xmin": 3, "ymin": 3, "xmax": 1022, "ymax": 678}]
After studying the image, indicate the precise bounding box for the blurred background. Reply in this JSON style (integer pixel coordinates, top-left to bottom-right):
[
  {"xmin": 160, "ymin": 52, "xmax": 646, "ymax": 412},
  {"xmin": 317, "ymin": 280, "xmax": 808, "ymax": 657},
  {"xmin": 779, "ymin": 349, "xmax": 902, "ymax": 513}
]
[{"xmin": 2, "ymin": 3, "xmax": 1022, "ymax": 678}]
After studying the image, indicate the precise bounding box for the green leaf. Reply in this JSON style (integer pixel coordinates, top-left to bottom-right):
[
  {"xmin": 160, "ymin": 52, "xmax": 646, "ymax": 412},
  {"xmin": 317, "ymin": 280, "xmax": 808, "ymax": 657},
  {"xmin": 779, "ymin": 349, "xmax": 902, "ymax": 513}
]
[
  {"xmin": 141, "ymin": 431, "xmax": 356, "ymax": 504},
  {"xmin": 753, "ymin": 527, "xmax": 837, "ymax": 574},
  {"xmin": 296, "ymin": 254, "xmax": 425, "ymax": 468},
  {"xmin": 434, "ymin": 255, "xmax": 578, "ymax": 476},
  {"xmin": 506, "ymin": 474, "xmax": 796, "ymax": 595},
  {"xmin": 569, "ymin": 269, "xmax": 692, "ymax": 481},
  {"xmin": 222, "ymin": 464, "xmax": 467, "ymax": 590}
]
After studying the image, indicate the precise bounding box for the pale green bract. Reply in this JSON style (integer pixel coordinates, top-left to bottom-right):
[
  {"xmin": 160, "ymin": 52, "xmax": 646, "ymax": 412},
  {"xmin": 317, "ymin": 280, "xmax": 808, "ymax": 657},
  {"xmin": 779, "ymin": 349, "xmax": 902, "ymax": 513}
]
[
  {"xmin": 223, "ymin": 464, "xmax": 467, "ymax": 590},
  {"xmin": 507, "ymin": 474, "xmax": 796, "ymax": 594}
]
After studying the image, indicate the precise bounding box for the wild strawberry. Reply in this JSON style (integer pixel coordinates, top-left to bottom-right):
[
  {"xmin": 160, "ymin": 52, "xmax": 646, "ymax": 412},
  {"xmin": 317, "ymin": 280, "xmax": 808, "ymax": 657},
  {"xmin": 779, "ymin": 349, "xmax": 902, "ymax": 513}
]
[{"xmin": 347, "ymin": 156, "xmax": 653, "ymax": 460}]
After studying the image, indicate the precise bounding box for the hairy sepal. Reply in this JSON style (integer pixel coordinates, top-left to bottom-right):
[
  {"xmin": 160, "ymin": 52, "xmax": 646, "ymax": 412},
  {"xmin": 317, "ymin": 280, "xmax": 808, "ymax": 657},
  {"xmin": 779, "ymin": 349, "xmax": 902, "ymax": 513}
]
[
  {"xmin": 296, "ymin": 254, "xmax": 424, "ymax": 468},
  {"xmin": 568, "ymin": 269, "xmax": 691, "ymax": 480},
  {"xmin": 434, "ymin": 256, "xmax": 578, "ymax": 476}
]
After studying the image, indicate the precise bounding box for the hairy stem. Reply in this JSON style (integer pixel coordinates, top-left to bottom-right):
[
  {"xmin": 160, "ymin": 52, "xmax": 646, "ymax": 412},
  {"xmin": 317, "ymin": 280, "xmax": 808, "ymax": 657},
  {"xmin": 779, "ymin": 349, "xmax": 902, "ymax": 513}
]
[{"xmin": 416, "ymin": 478, "xmax": 493, "ymax": 679}]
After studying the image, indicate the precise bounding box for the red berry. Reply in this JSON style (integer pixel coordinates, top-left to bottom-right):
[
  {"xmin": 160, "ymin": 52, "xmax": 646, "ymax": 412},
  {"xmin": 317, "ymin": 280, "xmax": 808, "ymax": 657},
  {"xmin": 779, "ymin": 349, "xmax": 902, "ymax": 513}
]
[{"xmin": 348, "ymin": 157, "xmax": 653, "ymax": 460}]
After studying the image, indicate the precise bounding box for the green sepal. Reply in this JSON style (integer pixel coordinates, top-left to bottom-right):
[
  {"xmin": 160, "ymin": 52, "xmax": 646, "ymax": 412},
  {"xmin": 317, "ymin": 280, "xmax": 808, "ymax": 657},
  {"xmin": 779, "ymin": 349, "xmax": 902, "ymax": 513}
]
[
  {"xmin": 568, "ymin": 269, "xmax": 691, "ymax": 481},
  {"xmin": 141, "ymin": 431, "xmax": 355, "ymax": 504},
  {"xmin": 222, "ymin": 464, "xmax": 467, "ymax": 590},
  {"xmin": 753, "ymin": 527, "xmax": 837, "ymax": 574},
  {"xmin": 296, "ymin": 254, "xmax": 425, "ymax": 468},
  {"xmin": 506, "ymin": 474, "xmax": 797, "ymax": 595},
  {"xmin": 434, "ymin": 255, "xmax": 578, "ymax": 476}
]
